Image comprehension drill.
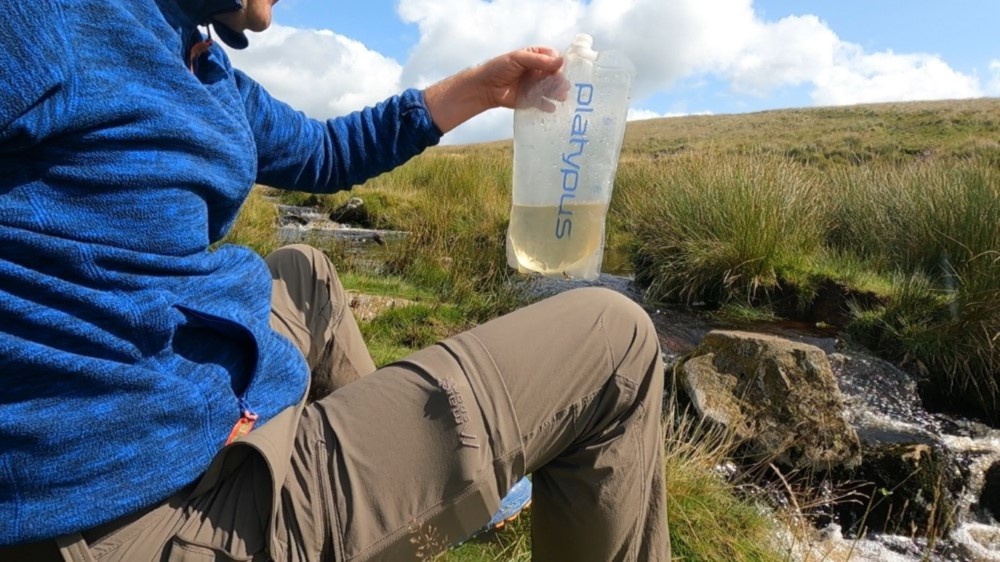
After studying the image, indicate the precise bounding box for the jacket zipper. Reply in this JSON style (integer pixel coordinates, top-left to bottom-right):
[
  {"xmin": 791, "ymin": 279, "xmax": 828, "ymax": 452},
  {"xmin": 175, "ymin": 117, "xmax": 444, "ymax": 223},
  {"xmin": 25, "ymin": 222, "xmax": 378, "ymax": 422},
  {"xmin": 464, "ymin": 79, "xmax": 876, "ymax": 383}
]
[{"xmin": 226, "ymin": 397, "xmax": 259, "ymax": 445}]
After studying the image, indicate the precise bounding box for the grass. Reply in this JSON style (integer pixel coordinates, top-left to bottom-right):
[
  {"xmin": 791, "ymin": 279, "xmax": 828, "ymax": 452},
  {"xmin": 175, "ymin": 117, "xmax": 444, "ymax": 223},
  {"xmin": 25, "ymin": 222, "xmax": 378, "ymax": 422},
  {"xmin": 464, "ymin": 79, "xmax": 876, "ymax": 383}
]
[
  {"xmin": 662, "ymin": 400, "xmax": 786, "ymax": 562},
  {"xmin": 619, "ymin": 151, "xmax": 827, "ymax": 307},
  {"xmin": 360, "ymin": 302, "xmax": 470, "ymax": 367},
  {"xmin": 339, "ymin": 271, "xmax": 439, "ymax": 303},
  {"xmin": 220, "ymin": 187, "xmax": 281, "ymax": 257},
  {"xmin": 441, "ymin": 516, "xmax": 532, "ymax": 562},
  {"xmin": 220, "ymin": 97, "xmax": 1000, "ymax": 560},
  {"xmin": 613, "ymin": 102, "xmax": 1000, "ymax": 422}
]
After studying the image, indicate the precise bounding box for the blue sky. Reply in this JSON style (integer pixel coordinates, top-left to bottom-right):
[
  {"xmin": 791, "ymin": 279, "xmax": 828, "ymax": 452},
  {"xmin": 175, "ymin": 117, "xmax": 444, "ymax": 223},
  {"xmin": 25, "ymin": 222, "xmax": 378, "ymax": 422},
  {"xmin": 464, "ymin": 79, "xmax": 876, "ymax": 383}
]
[{"xmin": 228, "ymin": 0, "xmax": 1000, "ymax": 144}]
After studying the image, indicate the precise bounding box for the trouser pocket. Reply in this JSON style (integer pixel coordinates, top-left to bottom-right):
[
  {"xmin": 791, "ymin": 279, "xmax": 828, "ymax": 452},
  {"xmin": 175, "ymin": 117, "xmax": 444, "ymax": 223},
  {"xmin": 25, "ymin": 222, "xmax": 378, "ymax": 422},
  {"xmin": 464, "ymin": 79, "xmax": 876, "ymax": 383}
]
[{"xmin": 166, "ymin": 535, "xmax": 258, "ymax": 562}]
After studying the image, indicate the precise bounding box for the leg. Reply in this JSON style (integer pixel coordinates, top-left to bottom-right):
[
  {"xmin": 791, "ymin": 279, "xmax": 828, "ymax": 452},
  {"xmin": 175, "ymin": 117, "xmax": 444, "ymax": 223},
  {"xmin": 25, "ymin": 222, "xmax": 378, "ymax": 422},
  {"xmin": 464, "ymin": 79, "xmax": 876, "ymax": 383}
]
[
  {"xmin": 46, "ymin": 287, "xmax": 668, "ymax": 561},
  {"xmin": 279, "ymin": 287, "xmax": 669, "ymax": 561},
  {"xmin": 471, "ymin": 287, "xmax": 670, "ymax": 561},
  {"xmin": 266, "ymin": 244, "xmax": 376, "ymax": 399}
]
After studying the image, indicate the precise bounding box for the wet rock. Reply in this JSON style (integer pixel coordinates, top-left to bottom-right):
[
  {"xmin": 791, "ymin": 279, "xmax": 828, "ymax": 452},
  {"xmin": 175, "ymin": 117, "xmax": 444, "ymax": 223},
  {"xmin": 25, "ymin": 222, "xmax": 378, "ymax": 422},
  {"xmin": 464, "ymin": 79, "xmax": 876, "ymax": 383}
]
[
  {"xmin": 834, "ymin": 434, "xmax": 961, "ymax": 539},
  {"xmin": 678, "ymin": 330, "xmax": 862, "ymax": 471},
  {"xmin": 980, "ymin": 462, "xmax": 1000, "ymax": 521},
  {"xmin": 279, "ymin": 214, "xmax": 311, "ymax": 227},
  {"xmin": 330, "ymin": 197, "xmax": 369, "ymax": 226},
  {"xmin": 830, "ymin": 352, "xmax": 943, "ymax": 435},
  {"xmin": 820, "ymin": 351, "xmax": 963, "ymax": 539}
]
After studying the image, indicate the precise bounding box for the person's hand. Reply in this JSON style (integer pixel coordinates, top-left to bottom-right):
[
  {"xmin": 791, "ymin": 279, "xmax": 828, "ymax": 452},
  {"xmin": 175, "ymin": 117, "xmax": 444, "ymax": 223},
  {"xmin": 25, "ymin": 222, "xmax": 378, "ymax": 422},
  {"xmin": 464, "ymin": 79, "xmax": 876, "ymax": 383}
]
[
  {"xmin": 475, "ymin": 47, "xmax": 565, "ymax": 110},
  {"xmin": 424, "ymin": 47, "xmax": 565, "ymax": 134}
]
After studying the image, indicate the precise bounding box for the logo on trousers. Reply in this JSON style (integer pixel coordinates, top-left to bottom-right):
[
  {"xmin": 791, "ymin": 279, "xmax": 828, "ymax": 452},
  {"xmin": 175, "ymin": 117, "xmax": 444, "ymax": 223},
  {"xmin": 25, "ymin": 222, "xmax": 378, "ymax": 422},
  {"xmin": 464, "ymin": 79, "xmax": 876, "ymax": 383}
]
[{"xmin": 440, "ymin": 378, "xmax": 480, "ymax": 449}]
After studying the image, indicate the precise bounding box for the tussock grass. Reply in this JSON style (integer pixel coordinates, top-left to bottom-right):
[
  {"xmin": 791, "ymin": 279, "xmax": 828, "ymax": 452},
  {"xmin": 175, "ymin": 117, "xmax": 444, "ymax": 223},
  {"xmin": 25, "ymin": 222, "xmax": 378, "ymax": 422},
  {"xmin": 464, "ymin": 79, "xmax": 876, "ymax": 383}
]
[
  {"xmin": 614, "ymin": 101, "xmax": 1000, "ymax": 422},
  {"xmin": 663, "ymin": 401, "xmax": 786, "ymax": 562},
  {"xmin": 621, "ymin": 152, "xmax": 827, "ymax": 306},
  {"xmin": 832, "ymin": 160, "xmax": 1000, "ymax": 416}
]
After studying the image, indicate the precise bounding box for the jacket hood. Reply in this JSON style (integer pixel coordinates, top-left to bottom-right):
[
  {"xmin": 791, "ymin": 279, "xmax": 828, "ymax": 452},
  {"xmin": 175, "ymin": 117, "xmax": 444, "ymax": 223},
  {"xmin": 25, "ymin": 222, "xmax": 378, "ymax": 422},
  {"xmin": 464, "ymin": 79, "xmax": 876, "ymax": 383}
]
[{"xmin": 175, "ymin": 0, "xmax": 250, "ymax": 49}]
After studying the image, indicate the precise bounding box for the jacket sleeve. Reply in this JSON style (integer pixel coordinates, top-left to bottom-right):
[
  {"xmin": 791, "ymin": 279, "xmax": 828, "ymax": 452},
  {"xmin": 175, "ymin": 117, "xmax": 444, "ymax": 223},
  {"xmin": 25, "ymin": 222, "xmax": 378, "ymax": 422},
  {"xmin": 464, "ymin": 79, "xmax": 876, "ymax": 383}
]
[
  {"xmin": 0, "ymin": 0, "xmax": 72, "ymax": 147},
  {"xmin": 233, "ymin": 70, "xmax": 443, "ymax": 193}
]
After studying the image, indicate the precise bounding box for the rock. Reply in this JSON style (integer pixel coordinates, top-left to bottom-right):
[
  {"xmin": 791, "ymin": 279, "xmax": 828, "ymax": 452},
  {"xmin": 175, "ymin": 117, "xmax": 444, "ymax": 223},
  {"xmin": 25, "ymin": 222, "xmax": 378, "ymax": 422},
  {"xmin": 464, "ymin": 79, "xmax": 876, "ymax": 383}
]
[
  {"xmin": 330, "ymin": 197, "xmax": 369, "ymax": 226},
  {"xmin": 979, "ymin": 462, "xmax": 1000, "ymax": 521},
  {"xmin": 346, "ymin": 292, "xmax": 414, "ymax": 323},
  {"xmin": 828, "ymin": 351, "xmax": 963, "ymax": 539},
  {"xmin": 833, "ymin": 430, "xmax": 961, "ymax": 539},
  {"xmin": 678, "ymin": 330, "xmax": 862, "ymax": 471}
]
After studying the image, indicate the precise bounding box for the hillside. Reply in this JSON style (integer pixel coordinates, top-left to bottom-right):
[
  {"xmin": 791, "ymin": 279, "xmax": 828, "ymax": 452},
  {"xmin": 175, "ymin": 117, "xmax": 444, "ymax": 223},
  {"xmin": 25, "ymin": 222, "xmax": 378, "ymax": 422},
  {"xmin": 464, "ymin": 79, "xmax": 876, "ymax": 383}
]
[
  {"xmin": 438, "ymin": 97, "xmax": 1000, "ymax": 166},
  {"xmin": 623, "ymin": 98, "xmax": 1000, "ymax": 165}
]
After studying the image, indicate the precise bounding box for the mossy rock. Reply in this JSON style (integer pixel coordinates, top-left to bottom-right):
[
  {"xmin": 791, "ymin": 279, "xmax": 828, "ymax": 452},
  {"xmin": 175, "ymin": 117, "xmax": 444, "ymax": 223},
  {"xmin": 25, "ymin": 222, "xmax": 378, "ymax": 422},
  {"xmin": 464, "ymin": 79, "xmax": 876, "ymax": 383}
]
[{"xmin": 678, "ymin": 330, "xmax": 862, "ymax": 471}]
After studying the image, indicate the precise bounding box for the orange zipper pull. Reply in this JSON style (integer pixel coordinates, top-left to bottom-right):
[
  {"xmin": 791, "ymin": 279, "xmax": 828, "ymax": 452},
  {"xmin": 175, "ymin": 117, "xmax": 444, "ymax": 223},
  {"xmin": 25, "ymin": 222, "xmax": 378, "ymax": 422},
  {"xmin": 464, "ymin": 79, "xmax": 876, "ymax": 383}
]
[{"xmin": 225, "ymin": 410, "xmax": 259, "ymax": 445}]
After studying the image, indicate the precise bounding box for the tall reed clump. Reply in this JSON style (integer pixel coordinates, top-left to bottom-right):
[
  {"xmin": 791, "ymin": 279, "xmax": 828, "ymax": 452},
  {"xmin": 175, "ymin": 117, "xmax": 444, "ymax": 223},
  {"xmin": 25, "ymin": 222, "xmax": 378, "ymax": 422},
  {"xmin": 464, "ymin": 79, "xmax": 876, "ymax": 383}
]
[
  {"xmin": 323, "ymin": 148, "xmax": 528, "ymax": 321},
  {"xmin": 831, "ymin": 159, "xmax": 1000, "ymax": 419},
  {"xmin": 621, "ymin": 152, "xmax": 828, "ymax": 307}
]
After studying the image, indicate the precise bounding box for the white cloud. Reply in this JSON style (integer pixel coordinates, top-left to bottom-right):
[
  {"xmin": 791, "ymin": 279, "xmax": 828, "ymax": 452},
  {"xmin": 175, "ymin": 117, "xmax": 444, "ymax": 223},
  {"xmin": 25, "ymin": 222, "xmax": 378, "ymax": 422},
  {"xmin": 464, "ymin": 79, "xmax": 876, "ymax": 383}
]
[
  {"xmin": 628, "ymin": 108, "xmax": 671, "ymax": 121},
  {"xmin": 811, "ymin": 50, "xmax": 982, "ymax": 106},
  {"xmin": 397, "ymin": 0, "xmax": 584, "ymax": 88},
  {"xmin": 628, "ymin": 108, "xmax": 714, "ymax": 121},
  {"xmin": 726, "ymin": 15, "xmax": 841, "ymax": 95},
  {"xmin": 225, "ymin": 24, "xmax": 403, "ymax": 120},
  {"xmin": 989, "ymin": 60, "xmax": 1000, "ymax": 95},
  {"xmin": 227, "ymin": 2, "xmax": 989, "ymax": 144}
]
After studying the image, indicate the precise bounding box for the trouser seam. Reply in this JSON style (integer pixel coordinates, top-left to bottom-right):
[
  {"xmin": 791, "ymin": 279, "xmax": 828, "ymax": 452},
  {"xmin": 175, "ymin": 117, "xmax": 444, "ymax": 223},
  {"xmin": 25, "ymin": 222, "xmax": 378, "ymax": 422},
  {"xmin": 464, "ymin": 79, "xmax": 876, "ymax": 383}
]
[
  {"xmin": 315, "ymin": 438, "xmax": 343, "ymax": 562},
  {"xmin": 631, "ymin": 399, "xmax": 648, "ymax": 562},
  {"xmin": 55, "ymin": 533, "xmax": 95, "ymax": 562},
  {"xmin": 522, "ymin": 388, "xmax": 604, "ymax": 446}
]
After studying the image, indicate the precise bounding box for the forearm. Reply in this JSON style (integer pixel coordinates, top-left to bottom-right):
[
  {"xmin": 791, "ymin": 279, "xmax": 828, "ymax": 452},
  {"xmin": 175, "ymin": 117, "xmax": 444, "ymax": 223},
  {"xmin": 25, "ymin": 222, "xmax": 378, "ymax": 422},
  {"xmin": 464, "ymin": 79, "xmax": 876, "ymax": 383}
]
[
  {"xmin": 422, "ymin": 47, "xmax": 564, "ymax": 135},
  {"xmin": 423, "ymin": 67, "xmax": 494, "ymax": 134},
  {"xmin": 237, "ymin": 71, "xmax": 442, "ymax": 193}
]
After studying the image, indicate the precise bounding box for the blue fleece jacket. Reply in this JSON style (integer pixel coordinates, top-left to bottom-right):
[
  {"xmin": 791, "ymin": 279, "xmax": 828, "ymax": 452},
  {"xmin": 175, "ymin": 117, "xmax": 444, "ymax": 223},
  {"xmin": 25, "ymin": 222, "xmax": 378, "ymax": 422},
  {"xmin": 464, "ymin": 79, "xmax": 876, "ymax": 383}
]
[{"xmin": 0, "ymin": 0, "xmax": 441, "ymax": 545}]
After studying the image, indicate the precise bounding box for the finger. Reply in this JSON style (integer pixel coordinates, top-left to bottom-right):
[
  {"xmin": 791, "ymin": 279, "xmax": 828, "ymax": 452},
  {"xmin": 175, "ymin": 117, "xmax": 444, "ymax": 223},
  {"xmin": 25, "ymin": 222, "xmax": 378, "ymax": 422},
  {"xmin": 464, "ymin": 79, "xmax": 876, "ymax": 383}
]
[
  {"xmin": 509, "ymin": 47, "xmax": 563, "ymax": 73},
  {"xmin": 537, "ymin": 98, "xmax": 558, "ymax": 113},
  {"xmin": 541, "ymin": 73, "xmax": 571, "ymax": 102},
  {"xmin": 524, "ymin": 46, "xmax": 560, "ymax": 58}
]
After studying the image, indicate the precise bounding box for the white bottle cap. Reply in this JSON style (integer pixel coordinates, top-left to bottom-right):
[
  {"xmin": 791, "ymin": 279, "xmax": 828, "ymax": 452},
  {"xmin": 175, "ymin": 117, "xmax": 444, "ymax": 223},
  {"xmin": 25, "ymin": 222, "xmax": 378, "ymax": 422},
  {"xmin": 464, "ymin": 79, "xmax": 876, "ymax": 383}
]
[{"xmin": 567, "ymin": 33, "xmax": 598, "ymax": 62}]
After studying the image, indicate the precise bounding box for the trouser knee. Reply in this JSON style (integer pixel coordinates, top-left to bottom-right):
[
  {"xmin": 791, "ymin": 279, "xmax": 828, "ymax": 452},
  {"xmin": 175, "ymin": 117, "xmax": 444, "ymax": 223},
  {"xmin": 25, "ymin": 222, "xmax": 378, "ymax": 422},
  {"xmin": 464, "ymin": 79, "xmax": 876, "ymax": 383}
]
[
  {"xmin": 266, "ymin": 244, "xmax": 348, "ymax": 313},
  {"xmin": 574, "ymin": 287, "xmax": 660, "ymax": 365}
]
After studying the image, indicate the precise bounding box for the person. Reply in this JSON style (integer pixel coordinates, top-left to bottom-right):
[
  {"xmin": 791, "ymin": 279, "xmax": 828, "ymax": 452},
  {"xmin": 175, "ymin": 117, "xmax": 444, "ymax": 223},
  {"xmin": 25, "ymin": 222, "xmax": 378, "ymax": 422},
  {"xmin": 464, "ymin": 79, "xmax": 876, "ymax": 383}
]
[{"xmin": 0, "ymin": 0, "xmax": 670, "ymax": 560}]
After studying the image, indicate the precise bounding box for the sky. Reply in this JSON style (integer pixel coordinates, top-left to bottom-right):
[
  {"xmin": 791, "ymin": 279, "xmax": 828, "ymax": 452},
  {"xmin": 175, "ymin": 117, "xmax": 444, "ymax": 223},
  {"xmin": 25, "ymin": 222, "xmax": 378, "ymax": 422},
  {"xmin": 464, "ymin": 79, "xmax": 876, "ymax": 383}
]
[{"xmin": 223, "ymin": 0, "xmax": 1000, "ymax": 145}]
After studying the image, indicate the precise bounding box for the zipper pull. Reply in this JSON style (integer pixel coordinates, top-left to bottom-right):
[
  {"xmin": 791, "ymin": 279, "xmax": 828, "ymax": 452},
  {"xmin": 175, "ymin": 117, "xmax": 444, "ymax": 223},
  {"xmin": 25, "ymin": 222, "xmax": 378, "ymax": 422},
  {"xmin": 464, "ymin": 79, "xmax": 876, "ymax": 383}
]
[{"xmin": 226, "ymin": 407, "xmax": 259, "ymax": 446}]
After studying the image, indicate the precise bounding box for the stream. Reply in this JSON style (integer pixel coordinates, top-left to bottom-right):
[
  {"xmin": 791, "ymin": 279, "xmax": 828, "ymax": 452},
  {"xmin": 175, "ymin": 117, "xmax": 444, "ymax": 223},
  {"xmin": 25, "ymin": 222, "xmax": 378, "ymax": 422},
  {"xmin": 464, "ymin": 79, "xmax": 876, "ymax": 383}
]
[{"xmin": 533, "ymin": 273, "xmax": 1000, "ymax": 562}]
